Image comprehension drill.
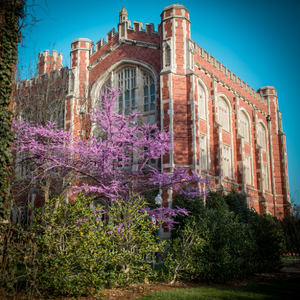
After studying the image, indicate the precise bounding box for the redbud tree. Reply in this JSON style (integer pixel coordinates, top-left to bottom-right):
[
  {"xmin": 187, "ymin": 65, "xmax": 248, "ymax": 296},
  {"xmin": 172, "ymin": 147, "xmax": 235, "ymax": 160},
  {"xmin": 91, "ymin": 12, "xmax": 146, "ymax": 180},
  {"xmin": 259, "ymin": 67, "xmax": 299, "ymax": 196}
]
[{"xmin": 13, "ymin": 88, "xmax": 207, "ymax": 228}]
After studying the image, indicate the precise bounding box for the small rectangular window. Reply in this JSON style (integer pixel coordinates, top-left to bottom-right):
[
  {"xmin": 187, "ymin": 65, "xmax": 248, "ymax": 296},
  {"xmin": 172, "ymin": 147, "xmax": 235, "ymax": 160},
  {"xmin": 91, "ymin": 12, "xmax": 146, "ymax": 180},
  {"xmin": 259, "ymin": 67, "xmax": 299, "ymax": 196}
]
[
  {"xmin": 222, "ymin": 144, "xmax": 232, "ymax": 178},
  {"xmin": 263, "ymin": 163, "xmax": 269, "ymax": 190},
  {"xmin": 200, "ymin": 135, "xmax": 207, "ymax": 170},
  {"xmin": 245, "ymin": 155, "xmax": 252, "ymax": 185}
]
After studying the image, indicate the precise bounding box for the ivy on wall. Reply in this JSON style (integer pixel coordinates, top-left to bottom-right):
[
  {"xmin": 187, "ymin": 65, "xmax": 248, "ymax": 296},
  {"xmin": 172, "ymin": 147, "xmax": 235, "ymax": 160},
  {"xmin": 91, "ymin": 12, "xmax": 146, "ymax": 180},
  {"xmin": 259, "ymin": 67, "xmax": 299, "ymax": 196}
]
[{"xmin": 0, "ymin": 0, "xmax": 25, "ymax": 220}]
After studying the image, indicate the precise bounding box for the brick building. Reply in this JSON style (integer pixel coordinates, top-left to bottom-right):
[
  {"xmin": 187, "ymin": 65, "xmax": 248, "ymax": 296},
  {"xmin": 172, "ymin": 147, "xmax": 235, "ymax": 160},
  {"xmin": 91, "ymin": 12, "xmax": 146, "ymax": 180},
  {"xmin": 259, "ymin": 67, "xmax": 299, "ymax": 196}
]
[{"xmin": 15, "ymin": 4, "xmax": 291, "ymax": 223}]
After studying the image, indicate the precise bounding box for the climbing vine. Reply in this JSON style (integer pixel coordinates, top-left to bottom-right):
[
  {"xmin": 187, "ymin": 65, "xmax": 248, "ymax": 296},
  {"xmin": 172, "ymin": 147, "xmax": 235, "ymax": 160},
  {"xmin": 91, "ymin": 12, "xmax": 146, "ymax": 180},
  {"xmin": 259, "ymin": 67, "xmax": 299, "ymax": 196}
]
[{"xmin": 0, "ymin": 0, "xmax": 25, "ymax": 220}]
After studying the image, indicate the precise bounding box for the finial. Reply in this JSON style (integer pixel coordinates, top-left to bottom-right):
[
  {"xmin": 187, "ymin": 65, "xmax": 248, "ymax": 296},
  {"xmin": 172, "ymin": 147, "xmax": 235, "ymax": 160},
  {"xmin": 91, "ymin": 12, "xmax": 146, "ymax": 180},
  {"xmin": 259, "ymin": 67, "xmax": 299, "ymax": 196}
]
[{"xmin": 119, "ymin": 7, "xmax": 128, "ymax": 23}]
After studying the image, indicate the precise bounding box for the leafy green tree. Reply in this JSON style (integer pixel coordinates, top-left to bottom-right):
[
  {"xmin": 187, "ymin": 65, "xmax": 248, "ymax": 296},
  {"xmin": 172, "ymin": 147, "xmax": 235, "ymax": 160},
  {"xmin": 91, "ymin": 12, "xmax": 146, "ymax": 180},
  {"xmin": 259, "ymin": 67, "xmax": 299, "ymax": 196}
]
[{"xmin": 0, "ymin": 0, "xmax": 25, "ymax": 221}]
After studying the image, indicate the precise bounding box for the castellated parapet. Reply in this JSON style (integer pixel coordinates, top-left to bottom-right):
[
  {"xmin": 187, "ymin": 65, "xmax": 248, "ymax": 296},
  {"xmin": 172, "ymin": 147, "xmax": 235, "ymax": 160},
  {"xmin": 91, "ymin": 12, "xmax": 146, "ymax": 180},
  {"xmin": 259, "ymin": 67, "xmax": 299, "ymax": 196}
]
[
  {"xmin": 13, "ymin": 5, "xmax": 291, "ymax": 230},
  {"xmin": 37, "ymin": 50, "xmax": 63, "ymax": 76}
]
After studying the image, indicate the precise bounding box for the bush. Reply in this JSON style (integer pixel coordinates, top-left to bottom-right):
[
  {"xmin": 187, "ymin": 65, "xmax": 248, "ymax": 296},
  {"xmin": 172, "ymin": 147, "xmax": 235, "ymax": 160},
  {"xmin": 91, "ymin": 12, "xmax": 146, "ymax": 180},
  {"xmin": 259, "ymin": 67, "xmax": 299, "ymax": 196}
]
[
  {"xmin": 223, "ymin": 190, "xmax": 286, "ymax": 272},
  {"xmin": 1, "ymin": 194, "xmax": 163, "ymax": 297},
  {"xmin": 32, "ymin": 194, "xmax": 163, "ymax": 295},
  {"xmin": 0, "ymin": 222, "xmax": 38, "ymax": 295},
  {"xmin": 281, "ymin": 215, "xmax": 300, "ymax": 258},
  {"xmin": 166, "ymin": 189, "xmax": 286, "ymax": 283},
  {"xmin": 33, "ymin": 194, "xmax": 115, "ymax": 295},
  {"xmin": 250, "ymin": 213, "xmax": 286, "ymax": 272},
  {"xmin": 166, "ymin": 192, "xmax": 255, "ymax": 283}
]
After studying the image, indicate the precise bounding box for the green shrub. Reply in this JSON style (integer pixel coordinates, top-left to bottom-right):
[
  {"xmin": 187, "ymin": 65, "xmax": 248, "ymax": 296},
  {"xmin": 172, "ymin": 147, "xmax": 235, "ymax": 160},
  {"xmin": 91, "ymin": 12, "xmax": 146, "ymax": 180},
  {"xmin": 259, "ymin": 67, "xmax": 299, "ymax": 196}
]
[
  {"xmin": 167, "ymin": 189, "xmax": 286, "ymax": 283},
  {"xmin": 281, "ymin": 215, "xmax": 300, "ymax": 257},
  {"xmin": 32, "ymin": 194, "xmax": 163, "ymax": 295},
  {"xmin": 33, "ymin": 194, "xmax": 114, "ymax": 295},
  {"xmin": 0, "ymin": 222, "xmax": 38, "ymax": 295},
  {"xmin": 224, "ymin": 189, "xmax": 252, "ymax": 224},
  {"xmin": 167, "ymin": 193, "xmax": 255, "ymax": 283},
  {"xmin": 250, "ymin": 213, "xmax": 286, "ymax": 272},
  {"xmin": 223, "ymin": 189, "xmax": 286, "ymax": 272}
]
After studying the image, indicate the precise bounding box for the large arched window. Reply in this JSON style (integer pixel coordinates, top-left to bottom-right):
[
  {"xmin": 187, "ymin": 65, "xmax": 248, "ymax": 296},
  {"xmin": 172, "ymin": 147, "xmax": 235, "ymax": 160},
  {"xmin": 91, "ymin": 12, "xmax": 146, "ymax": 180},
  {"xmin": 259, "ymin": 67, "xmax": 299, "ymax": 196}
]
[
  {"xmin": 257, "ymin": 122, "xmax": 267, "ymax": 151},
  {"xmin": 240, "ymin": 111, "xmax": 250, "ymax": 143},
  {"xmin": 100, "ymin": 65, "xmax": 156, "ymax": 117},
  {"xmin": 218, "ymin": 97, "xmax": 230, "ymax": 131},
  {"xmin": 198, "ymin": 83, "xmax": 206, "ymax": 120}
]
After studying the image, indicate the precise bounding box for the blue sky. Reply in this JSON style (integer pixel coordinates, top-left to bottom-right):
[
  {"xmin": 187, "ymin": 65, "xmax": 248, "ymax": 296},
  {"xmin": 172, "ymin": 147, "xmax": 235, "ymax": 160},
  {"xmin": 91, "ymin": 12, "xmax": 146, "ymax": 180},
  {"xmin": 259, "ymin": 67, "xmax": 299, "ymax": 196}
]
[{"xmin": 19, "ymin": 0, "xmax": 300, "ymax": 205}]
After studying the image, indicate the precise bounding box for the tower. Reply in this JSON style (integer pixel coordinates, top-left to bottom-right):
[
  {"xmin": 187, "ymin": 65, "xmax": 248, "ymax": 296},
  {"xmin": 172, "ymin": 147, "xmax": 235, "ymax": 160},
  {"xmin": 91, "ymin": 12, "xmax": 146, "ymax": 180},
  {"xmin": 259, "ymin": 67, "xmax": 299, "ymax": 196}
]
[{"xmin": 37, "ymin": 50, "xmax": 63, "ymax": 76}]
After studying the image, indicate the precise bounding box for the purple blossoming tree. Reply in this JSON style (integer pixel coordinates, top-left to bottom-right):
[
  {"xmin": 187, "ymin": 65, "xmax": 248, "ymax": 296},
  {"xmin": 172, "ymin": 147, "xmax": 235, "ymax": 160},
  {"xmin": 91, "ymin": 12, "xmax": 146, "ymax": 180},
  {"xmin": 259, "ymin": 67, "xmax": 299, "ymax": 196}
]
[{"xmin": 13, "ymin": 88, "xmax": 207, "ymax": 228}]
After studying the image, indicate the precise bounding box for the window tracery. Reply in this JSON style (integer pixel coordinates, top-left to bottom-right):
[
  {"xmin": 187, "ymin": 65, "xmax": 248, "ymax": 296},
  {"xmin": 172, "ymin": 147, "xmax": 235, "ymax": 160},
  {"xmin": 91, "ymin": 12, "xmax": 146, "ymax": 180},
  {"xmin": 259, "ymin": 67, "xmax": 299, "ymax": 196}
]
[{"xmin": 101, "ymin": 65, "xmax": 156, "ymax": 116}]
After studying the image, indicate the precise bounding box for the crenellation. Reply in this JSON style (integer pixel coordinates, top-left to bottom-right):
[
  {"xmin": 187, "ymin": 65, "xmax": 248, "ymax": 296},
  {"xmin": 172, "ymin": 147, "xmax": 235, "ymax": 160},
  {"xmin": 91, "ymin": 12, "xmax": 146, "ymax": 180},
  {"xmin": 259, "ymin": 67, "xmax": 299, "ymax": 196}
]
[
  {"xmin": 106, "ymin": 28, "xmax": 116, "ymax": 41},
  {"xmin": 50, "ymin": 70, "xmax": 59, "ymax": 79},
  {"xmin": 40, "ymin": 73, "xmax": 48, "ymax": 82},
  {"xmin": 218, "ymin": 62, "xmax": 222, "ymax": 72},
  {"xmin": 194, "ymin": 45, "xmax": 265, "ymax": 108},
  {"xmin": 133, "ymin": 21, "xmax": 145, "ymax": 33},
  {"xmin": 145, "ymin": 22, "xmax": 159, "ymax": 35},
  {"xmin": 96, "ymin": 38, "xmax": 105, "ymax": 51}
]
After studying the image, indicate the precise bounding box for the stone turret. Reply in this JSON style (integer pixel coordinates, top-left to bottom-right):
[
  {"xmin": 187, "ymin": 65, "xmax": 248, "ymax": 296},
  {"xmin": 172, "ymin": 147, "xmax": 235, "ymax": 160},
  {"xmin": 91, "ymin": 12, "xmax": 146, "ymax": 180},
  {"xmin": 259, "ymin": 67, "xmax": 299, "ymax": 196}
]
[
  {"xmin": 118, "ymin": 7, "xmax": 131, "ymax": 40},
  {"xmin": 37, "ymin": 50, "xmax": 63, "ymax": 76}
]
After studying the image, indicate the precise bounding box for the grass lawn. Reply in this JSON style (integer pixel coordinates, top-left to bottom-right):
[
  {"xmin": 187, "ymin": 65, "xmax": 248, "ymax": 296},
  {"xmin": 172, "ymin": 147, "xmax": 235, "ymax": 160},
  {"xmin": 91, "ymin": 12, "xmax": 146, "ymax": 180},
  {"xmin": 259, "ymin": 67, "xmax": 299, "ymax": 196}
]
[{"xmin": 136, "ymin": 277, "xmax": 300, "ymax": 300}]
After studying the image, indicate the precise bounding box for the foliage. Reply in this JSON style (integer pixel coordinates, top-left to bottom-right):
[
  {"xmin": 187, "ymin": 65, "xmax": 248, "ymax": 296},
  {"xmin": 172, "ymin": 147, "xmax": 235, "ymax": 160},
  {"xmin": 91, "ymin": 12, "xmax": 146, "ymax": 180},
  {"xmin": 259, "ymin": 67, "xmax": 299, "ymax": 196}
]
[
  {"xmin": 223, "ymin": 189, "xmax": 252, "ymax": 224},
  {"xmin": 1, "ymin": 193, "xmax": 164, "ymax": 296},
  {"xmin": 0, "ymin": 222, "xmax": 38, "ymax": 295},
  {"xmin": 281, "ymin": 215, "xmax": 300, "ymax": 258},
  {"xmin": 167, "ymin": 189, "xmax": 286, "ymax": 284},
  {"xmin": 0, "ymin": 0, "xmax": 25, "ymax": 220},
  {"xmin": 222, "ymin": 189, "xmax": 286, "ymax": 272},
  {"xmin": 250, "ymin": 212, "xmax": 286, "ymax": 272},
  {"xmin": 171, "ymin": 193, "xmax": 204, "ymax": 239},
  {"xmin": 104, "ymin": 196, "xmax": 163, "ymax": 284},
  {"xmin": 166, "ymin": 192, "xmax": 255, "ymax": 283}
]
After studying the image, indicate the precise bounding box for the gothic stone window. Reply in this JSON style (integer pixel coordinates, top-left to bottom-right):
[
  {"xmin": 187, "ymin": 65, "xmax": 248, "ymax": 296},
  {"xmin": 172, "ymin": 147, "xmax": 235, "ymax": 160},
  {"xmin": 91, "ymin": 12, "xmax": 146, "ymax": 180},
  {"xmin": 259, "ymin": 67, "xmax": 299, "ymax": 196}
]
[
  {"xmin": 258, "ymin": 122, "xmax": 267, "ymax": 151},
  {"xmin": 198, "ymin": 83, "xmax": 206, "ymax": 120},
  {"xmin": 219, "ymin": 97, "xmax": 230, "ymax": 132},
  {"xmin": 101, "ymin": 66, "xmax": 156, "ymax": 118},
  {"xmin": 222, "ymin": 144, "xmax": 232, "ymax": 178},
  {"xmin": 240, "ymin": 111, "xmax": 250, "ymax": 143}
]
